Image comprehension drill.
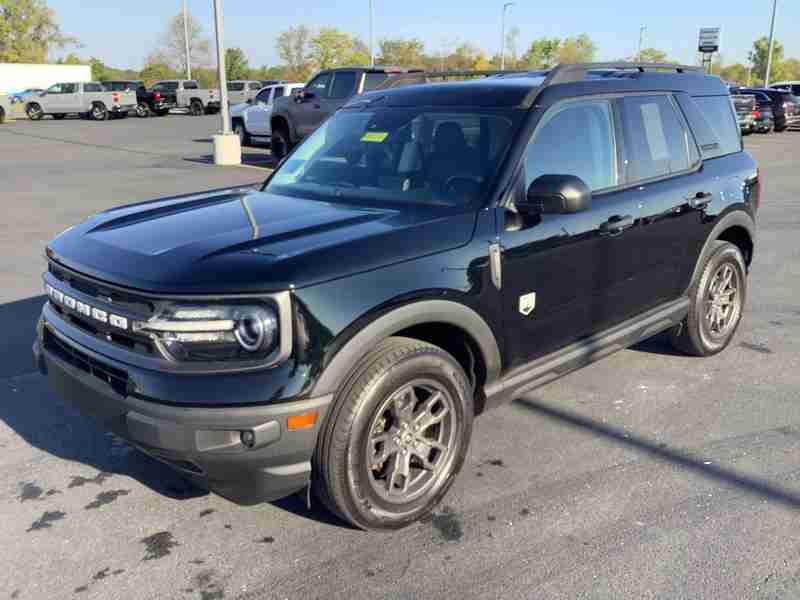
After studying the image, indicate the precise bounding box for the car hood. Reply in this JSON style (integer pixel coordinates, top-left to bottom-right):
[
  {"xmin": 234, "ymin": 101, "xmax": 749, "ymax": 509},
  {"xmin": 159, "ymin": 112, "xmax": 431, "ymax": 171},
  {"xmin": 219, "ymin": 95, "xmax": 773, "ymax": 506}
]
[
  {"xmin": 47, "ymin": 187, "xmax": 477, "ymax": 294},
  {"xmin": 229, "ymin": 102, "xmax": 250, "ymax": 117}
]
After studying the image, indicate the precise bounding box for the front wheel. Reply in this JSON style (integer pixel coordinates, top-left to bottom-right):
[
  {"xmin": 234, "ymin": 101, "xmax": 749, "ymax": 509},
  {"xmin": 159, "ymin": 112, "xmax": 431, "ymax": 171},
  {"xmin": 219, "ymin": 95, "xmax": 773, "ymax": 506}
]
[
  {"xmin": 189, "ymin": 100, "xmax": 204, "ymax": 116},
  {"xmin": 271, "ymin": 126, "xmax": 292, "ymax": 161},
  {"xmin": 312, "ymin": 337, "xmax": 473, "ymax": 531},
  {"xmin": 135, "ymin": 102, "xmax": 150, "ymax": 118},
  {"xmin": 670, "ymin": 241, "xmax": 747, "ymax": 356},
  {"xmin": 233, "ymin": 120, "xmax": 250, "ymax": 146},
  {"xmin": 26, "ymin": 103, "xmax": 44, "ymax": 121}
]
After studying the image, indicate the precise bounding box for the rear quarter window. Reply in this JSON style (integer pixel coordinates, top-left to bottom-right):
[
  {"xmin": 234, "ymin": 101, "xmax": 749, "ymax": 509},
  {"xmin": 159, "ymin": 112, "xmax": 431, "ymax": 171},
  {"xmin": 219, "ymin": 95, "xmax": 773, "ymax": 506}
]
[{"xmin": 676, "ymin": 94, "xmax": 741, "ymax": 160}]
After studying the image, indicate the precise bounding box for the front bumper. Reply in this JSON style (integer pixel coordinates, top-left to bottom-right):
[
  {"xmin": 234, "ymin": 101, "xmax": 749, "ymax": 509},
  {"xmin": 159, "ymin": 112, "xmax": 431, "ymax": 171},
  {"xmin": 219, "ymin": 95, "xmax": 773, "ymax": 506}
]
[{"xmin": 34, "ymin": 314, "xmax": 332, "ymax": 505}]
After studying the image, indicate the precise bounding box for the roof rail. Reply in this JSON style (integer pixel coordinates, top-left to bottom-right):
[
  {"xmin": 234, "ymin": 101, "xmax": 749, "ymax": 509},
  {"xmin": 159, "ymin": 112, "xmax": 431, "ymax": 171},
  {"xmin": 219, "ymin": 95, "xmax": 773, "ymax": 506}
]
[
  {"xmin": 543, "ymin": 62, "xmax": 705, "ymax": 86},
  {"xmin": 376, "ymin": 70, "xmax": 527, "ymax": 89}
]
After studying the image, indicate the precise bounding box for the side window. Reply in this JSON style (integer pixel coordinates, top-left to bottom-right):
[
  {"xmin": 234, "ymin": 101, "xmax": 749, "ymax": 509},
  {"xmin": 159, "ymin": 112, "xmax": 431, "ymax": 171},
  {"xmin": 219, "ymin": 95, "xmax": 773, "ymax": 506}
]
[
  {"xmin": 619, "ymin": 95, "xmax": 690, "ymax": 183},
  {"xmin": 228, "ymin": 82, "xmax": 245, "ymax": 91},
  {"xmin": 47, "ymin": 84, "xmax": 64, "ymax": 94},
  {"xmin": 329, "ymin": 72, "xmax": 357, "ymax": 99},
  {"xmin": 524, "ymin": 100, "xmax": 617, "ymax": 192},
  {"xmin": 307, "ymin": 73, "xmax": 331, "ymax": 97},
  {"xmin": 273, "ymin": 86, "xmax": 285, "ymax": 99},
  {"xmin": 687, "ymin": 95, "xmax": 742, "ymax": 159},
  {"xmin": 83, "ymin": 83, "xmax": 102, "ymax": 92},
  {"xmin": 364, "ymin": 72, "xmax": 389, "ymax": 91},
  {"xmin": 62, "ymin": 83, "xmax": 77, "ymax": 93},
  {"xmin": 184, "ymin": 81, "xmax": 199, "ymax": 90},
  {"xmin": 254, "ymin": 89, "xmax": 271, "ymax": 104}
]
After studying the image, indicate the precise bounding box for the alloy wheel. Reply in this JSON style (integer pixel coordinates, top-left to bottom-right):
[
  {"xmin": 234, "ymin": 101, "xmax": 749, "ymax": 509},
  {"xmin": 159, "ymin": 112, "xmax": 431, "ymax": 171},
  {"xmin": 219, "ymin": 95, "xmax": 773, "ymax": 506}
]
[{"xmin": 704, "ymin": 263, "xmax": 741, "ymax": 338}]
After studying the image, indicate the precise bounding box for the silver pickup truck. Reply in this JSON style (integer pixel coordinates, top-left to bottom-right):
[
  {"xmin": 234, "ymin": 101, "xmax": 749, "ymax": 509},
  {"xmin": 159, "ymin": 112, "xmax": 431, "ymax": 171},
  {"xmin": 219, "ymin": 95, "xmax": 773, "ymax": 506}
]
[
  {"xmin": 150, "ymin": 80, "xmax": 221, "ymax": 116},
  {"xmin": 0, "ymin": 94, "xmax": 10, "ymax": 124},
  {"xmin": 25, "ymin": 82, "xmax": 137, "ymax": 121},
  {"xmin": 227, "ymin": 80, "xmax": 263, "ymax": 105}
]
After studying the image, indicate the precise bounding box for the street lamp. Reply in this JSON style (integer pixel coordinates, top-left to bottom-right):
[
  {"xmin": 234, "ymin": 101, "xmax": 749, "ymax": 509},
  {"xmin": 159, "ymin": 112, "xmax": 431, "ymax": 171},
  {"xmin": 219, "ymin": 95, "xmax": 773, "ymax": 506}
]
[
  {"xmin": 637, "ymin": 25, "xmax": 647, "ymax": 62},
  {"xmin": 765, "ymin": 0, "xmax": 778, "ymax": 86},
  {"xmin": 369, "ymin": 0, "xmax": 375, "ymax": 67},
  {"xmin": 183, "ymin": 0, "xmax": 191, "ymax": 79},
  {"xmin": 211, "ymin": 0, "xmax": 241, "ymax": 165},
  {"xmin": 500, "ymin": 2, "xmax": 515, "ymax": 71}
]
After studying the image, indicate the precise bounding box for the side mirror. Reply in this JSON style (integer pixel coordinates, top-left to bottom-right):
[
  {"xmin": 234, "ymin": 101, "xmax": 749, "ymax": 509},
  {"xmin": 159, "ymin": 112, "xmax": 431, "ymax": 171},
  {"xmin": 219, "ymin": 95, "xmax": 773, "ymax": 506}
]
[
  {"xmin": 246, "ymin": 98, "xmax": 253, "ymax": 105},
  {"xmin": 519, "ymin": 174, "xmax": 592, "ymax": 215}
]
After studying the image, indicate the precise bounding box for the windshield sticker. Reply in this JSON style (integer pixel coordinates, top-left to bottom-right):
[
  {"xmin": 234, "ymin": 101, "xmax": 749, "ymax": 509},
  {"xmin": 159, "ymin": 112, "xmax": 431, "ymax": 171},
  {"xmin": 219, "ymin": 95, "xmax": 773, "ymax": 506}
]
[{"xmin": 361, "ymin": 131, "xmax": 389, "ymax": 143}]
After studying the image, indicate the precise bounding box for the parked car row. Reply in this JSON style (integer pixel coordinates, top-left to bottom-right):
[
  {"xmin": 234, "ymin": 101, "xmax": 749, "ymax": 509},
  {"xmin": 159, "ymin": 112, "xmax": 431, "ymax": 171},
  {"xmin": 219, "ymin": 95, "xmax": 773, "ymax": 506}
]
[{"xmin": 730, "ymin": 85, "xmax": 800, "ymax": 134}]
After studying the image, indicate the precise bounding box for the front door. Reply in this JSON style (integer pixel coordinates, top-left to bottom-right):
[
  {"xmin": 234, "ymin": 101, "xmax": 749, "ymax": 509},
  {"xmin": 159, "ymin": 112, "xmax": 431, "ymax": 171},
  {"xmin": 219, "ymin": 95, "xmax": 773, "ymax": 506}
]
[
  {"xmin": 295, "ymin": 72, "xmax": 332, "ymax": 138},
  {"xmin": 499, "ymin": 97, "xmax": 643, "ymax": 369},
  {"xmin": 247, "ymin": 87, "xmax": 274, "ymax": 135}
]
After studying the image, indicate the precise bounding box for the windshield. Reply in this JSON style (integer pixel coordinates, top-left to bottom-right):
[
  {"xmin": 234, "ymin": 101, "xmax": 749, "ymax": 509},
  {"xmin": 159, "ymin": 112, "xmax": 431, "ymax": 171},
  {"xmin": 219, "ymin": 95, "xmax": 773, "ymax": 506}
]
[{"xmin": 265, "ymin": 107, "xmax": 521, "ymax": 208}]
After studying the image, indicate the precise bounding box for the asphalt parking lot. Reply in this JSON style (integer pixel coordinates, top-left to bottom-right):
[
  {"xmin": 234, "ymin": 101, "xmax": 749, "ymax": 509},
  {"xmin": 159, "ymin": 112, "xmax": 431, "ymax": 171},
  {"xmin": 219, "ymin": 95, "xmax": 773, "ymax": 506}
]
[{"xmin": 1, "ymin": 116, "xmax": 799, "ymax": 600}]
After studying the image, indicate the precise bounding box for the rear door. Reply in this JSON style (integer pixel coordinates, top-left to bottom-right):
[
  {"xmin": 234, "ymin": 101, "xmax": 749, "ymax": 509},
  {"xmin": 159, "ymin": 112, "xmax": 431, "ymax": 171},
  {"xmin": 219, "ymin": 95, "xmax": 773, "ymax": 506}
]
[
  {"xmin": 499, "ymin": 97, "xmax": 644, "ymax": 367},
  {"xmin": 314, "ymin": 71, "xmax": 357, "ymax": 128},
  {"xmin": 246, "ymin": 87, "xmax": 274, "ymax": 135},
  {"xmin": 619, "ymin": 93, "xmax": 711, "ymax": 306},
  {"xmin": 61, "ymin": 83, "xmax": 82, "ymax": 112}
]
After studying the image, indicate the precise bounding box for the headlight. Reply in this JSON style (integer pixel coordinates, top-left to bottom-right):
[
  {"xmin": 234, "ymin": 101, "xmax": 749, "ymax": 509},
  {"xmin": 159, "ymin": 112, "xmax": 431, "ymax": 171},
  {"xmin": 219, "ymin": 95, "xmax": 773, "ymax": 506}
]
[{"xmin": 133, "ymin": 303, "xmax": 280, "ymax": 363}]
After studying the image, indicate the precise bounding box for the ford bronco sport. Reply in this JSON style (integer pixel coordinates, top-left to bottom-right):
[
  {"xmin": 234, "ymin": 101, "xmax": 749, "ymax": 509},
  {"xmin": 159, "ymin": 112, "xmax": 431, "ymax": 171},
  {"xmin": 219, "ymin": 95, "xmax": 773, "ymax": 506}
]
[{"xmin": 34, "ymin": 63, "xmax": 759, "ymax": 531}]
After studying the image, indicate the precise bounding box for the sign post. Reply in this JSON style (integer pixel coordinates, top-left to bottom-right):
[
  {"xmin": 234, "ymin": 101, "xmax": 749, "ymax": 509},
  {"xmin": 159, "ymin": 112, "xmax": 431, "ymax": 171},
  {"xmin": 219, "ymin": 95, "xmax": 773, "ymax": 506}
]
[{"xmin": 698, "ymin": 27, "xmax": 721, "ymax": 75}]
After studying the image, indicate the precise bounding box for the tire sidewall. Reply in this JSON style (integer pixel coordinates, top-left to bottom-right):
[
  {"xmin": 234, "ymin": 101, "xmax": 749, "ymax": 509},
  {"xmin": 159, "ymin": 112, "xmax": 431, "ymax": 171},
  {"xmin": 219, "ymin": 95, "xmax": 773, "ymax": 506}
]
[
  {"xmin": 340, "ymin": 351, "xmax": 473, "ymax": 529},
  {"xmin": 27, "ymin": 104, "xmax": 42, "ymax": 120},
  {"xmin": 271, "ymin": 128, "xmax": 288, "ymax": 160},
  {"xmin": 91, "ymin": 103, "xmax": 107, "ymax": 121},
  {"xmin": 691, "ymin": 244, "xmax": 747, "ymax": 354},
  {"xmin": 136, "ymin": 103, "xmax": 149, "ymax": 118}
]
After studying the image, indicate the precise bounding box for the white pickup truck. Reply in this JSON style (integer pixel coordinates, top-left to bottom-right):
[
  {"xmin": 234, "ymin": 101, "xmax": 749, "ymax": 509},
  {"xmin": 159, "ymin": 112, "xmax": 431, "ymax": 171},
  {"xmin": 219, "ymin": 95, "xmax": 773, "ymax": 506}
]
[
  {"xmin": 24, "ymin": 82, "xmax": 136, "ymax": 121},
  {"xmin": 230, "ymin": 82, "xmax": 304, "ymax": 145},
  {"xmin": 150, "ymin": 80, "xmax": 221, "ymax": 116},
  {"xmin": 227, "ymin": 80, "xmax": 264, "ymax": 105}
]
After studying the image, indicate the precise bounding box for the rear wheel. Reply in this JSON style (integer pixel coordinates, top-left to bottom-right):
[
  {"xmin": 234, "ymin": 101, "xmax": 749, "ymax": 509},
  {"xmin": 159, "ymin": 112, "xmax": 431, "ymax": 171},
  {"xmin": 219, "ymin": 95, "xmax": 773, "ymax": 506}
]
[
  {"xmin": 189, "ymin": 100, "xmax": 204, "ymax": 116},
  {"xmin": 90, "ymin": 102, "xmax": 108, "ymax": 121},
  {"xmin": 271, "ymin": 125, "xmax": 292, "ymax": 161},
  {"xmin": 26, "ymin": 103, "xmax": 44, "ymax": 121},
  {"xmin": 135, "ymin": 102, "xmax": 150, "ymax": 118},
  {"xmin": 0, "ymin": 107, "xmax": 5, "ymax": 124},
  {"xmin": 312, "ymin": 337, "xmax": 473, "ymax": 531},
  {"xmin": 670, "ymin": 241, "xmax": 746, "ymax": 357}
]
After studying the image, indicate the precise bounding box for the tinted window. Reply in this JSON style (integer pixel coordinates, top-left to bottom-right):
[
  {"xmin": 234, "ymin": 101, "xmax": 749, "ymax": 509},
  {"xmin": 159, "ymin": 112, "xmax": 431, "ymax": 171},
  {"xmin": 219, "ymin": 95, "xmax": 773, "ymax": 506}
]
[
  {"xmin": 364, "ymin": 73, "xmax": 389, "ymax": 91},
  {"xmin": 692, "ymin": 96, "xmax": 741, "ymax": 158},
  {"xmin": 307, "ymin": 73, "xmax": 331, "ymax": 97},
  {"xmin": 152, "ymin": 82, "xmax": 179, "ymax": 92},
  {"xmin": 255, "ymin": 89, "xmax": 271, "ymax": 104},
  {"xmin": 183, "ymin": 81, "xmax": 199, "ymax": 90},
  {"xmin": 46, "ymin": 84, "xmax": 65, "ymax": 94},
  {"xmin": 620, "ymin": 95, "xmax": 690, "ymax": 182},
  {"xmin": 267, "ymin": 108, "xmax": 521, "ymax": 208},
  {"xmin": 330, "ymin": 72, "xmax": 357, "ymax": 99},
  {"xmin": 83, "ymin": 83, "xmax": 103, "ymax": 92},
  {"xmin": 61, "ymin": 83, "xmax": 77, "ymax": 93},
  {"xmin": 273, "ymin": 86, "xmax": 285, "ymax": 98},
  {"xmin": 228, "ymin": 82, "xmax": 245, "ymax": 91},
  {"xmin": 524, "ymin": 100, "xmax": 616, "ymax": 192},
  {"xmin": 249, "ymin": 82, "xmax": 261, "ymax": 90}
]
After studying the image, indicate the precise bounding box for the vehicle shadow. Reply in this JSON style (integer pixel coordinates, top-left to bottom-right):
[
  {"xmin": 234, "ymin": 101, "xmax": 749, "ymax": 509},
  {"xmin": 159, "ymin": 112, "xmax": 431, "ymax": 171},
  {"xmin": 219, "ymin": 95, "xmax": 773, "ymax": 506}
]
[
  {"xmin": 513, "ymin": 396, "xmax": 800, "ymax": 509},
  {"xmin": 185, "ymin": 152, "xmax": 276, "ymax": 170},
  {"xmin": 629, "ymin": 331, "xmax": 688, "ymax": 357}
]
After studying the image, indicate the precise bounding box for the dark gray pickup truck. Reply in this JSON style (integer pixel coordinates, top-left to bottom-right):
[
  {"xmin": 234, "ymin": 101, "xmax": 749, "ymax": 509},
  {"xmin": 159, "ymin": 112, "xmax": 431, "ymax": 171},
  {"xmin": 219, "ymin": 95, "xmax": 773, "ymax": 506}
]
[{"xmin": 269, "ymin": 67, "xmax": 425, "ymax": 159}]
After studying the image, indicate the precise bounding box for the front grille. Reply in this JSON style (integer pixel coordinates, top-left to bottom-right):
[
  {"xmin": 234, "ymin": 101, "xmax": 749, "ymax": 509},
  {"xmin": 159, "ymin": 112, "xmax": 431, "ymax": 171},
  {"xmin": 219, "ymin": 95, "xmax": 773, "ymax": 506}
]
[
  {"xmin": 47, "ymin": 262, "xmax": 158, "ymax": 356},
  {"xmin": 44, "ymin": 328, "xmax": 129, "ymax": 397}
]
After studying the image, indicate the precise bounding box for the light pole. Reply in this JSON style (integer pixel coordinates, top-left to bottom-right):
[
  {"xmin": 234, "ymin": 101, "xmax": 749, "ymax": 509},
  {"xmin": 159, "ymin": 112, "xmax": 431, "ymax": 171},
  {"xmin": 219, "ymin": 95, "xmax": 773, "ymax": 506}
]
[
  {"xmin": 765, "ymin": 0, "xmax": 777, "ymax": 86},
  {"xmin": 369, "ymin": 0, "xmax": 375, "ymax": 67},
  {"xmin": 637, "ymin": 25, "xmax": 647, "ymax": 62},
  {"xmin": 500, "ymin": 2, "xmax": 515, "ymax": 71},
  {"xmin": 211, "ymin": 0, "xmax": 240, "ymax": 165},
  {"xmin": 183, "ymin": 0, "xmax": 192, "ymax": 79}
]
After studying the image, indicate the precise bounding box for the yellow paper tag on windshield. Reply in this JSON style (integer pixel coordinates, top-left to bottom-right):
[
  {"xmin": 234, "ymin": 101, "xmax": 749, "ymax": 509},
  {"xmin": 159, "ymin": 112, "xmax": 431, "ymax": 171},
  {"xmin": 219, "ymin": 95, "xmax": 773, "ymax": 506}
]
[{"xmin": 361, "ymin": 131, "xmax": 388, "ymax": 143}]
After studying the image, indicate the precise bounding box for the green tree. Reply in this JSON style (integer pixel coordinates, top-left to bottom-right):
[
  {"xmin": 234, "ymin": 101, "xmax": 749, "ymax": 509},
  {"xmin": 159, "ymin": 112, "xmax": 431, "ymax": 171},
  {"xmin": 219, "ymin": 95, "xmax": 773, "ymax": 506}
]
[
  {"xmin": 346, "ymin": 38, "xmax": 371, "ymax": 67},
  {"xmin": 719, "ymin": 63, "xmax": 749, "ymax": 85},
  {"xmin": 225, "ymin": 47, "xmax": 250, "ymax": 80},
  {"xmin": 521, "ymin": 37, "xmax": 560, "ymax": 68},
  {"xmin": 140, "ymin": 54, "xmax": 179, "ymax": 87},
  {"xmin": 447, "ymin": 42, "xmax": 483, "ymax": 70},
  {"xmin": 749, "ymin": 36, "xmax": 783, "ymax": 84},
  {"xmin": 781, "ymin": 58, "xmax": 800, "ymax": 82},
  {"xmin": 377, "ymin": 38, "xmax": 425, "ymax": 67},
  {"xmin": 276, "ymin": 25, "xmax": 313, "ymax": 82},
  {"xmin": 637, "ymin": 47, "xmax": 669, "ymax": 63},
  {"xmin": 309, "ymin": 27, "xmax": 356, "ymax": 70},
  {"xmin": 158, "ymin": 10, "xmax": 210, "ymax": 76},
  {"xmin": 0, "ymin": 0, "xmax": 79, "ymax": 63},
  {"xmin": 57, "ymin": 52, "xmax": 84, "ymax": 65},
  {"xmin": 504, "ymin": 26, "xmax": 521, "ymax": 68},
  {"xmin": 556, "ymin": 34, "xmax": 596, "ymax": 64}
]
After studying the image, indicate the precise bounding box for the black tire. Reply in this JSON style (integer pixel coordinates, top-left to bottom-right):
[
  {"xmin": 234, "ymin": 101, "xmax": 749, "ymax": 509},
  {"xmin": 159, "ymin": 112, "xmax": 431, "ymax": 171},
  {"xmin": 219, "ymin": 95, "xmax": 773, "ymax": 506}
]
[
  {"xmin": 233, "ymin": 119, "xmax": 250, "ymax": 146},
  {"xmin": 205, "ymin": 106, "xmax": 219, "ymax": 115},
  {"xmin": 670, "ymin": 241, "xmax": 747, "ymax": 357},
  {"xmin": 90, "ymin": 102, "xmax": 108, "ymax": 121},
  {"xmin": 190, "ymin": 100, "xmax": 204, "ymax": 116},
  {"xmin": 53, "ymin": 113, "xmax": 66, "ymax": 120},
  {"xmin": 271, "ymin": 125, "xmax": 292, "ymax": 161},
  {"xmin": 26, "ymin": 103, "xmax": 43, "ymax": 121},
  {"xmin": 0, "ymin": 107, "xmax": 6, "ymax": 124},
  {"xmin": 135, "ymin": 102, "xmax": 150, "ymax": 118},
  {"xmin": 312, "ymin": 337, "xmax": 473, "ymax": 531}
]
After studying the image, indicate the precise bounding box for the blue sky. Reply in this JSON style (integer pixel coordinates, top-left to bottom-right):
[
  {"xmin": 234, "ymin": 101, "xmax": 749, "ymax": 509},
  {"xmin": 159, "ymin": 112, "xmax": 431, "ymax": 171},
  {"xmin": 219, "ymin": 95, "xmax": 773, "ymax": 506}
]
[{"xmin": 48, "ymin": 0, "xmax": 797, "ymax": 70}]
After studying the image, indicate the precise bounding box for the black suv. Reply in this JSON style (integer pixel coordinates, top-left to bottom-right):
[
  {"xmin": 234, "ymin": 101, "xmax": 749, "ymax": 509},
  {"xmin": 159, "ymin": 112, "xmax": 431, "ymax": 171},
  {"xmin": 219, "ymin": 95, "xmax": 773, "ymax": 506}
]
[
  {"xmin": 270, "ymin": 67, "xmax": 425, "ymax": 159},
  {"xmin": 35, "ymin": 63, "xmax": 758, "ymax": 531}
]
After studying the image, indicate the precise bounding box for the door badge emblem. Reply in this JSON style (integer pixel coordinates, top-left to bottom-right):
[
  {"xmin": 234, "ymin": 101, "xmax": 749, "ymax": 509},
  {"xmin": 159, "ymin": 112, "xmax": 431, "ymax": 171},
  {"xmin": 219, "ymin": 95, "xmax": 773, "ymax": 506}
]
[{"xmin": 519, "ymin": 293, "xmax": 537, "ymax": 316}]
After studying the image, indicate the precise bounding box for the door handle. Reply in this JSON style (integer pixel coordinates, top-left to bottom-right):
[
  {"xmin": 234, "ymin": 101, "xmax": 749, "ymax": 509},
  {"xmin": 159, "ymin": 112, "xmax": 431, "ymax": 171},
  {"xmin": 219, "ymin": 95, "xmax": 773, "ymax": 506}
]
[
  {"xmin": 687, "ymin": 191, "xmax": 713, "ymax": 209},
  {"xmin": 313, "ymin": 103, "xmax": 321, "ymax": 109},
  {"xmin": 599, "ymin": 214, "xmax": 634, "ymax": 236}
]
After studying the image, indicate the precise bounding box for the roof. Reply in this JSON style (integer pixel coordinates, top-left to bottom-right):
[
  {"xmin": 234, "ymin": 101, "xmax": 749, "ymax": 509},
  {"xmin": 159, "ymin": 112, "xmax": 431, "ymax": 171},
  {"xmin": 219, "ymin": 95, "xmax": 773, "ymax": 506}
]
[{"xmin": 345, "ymin": 63, "xmax": 728, "ymax": 110}]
